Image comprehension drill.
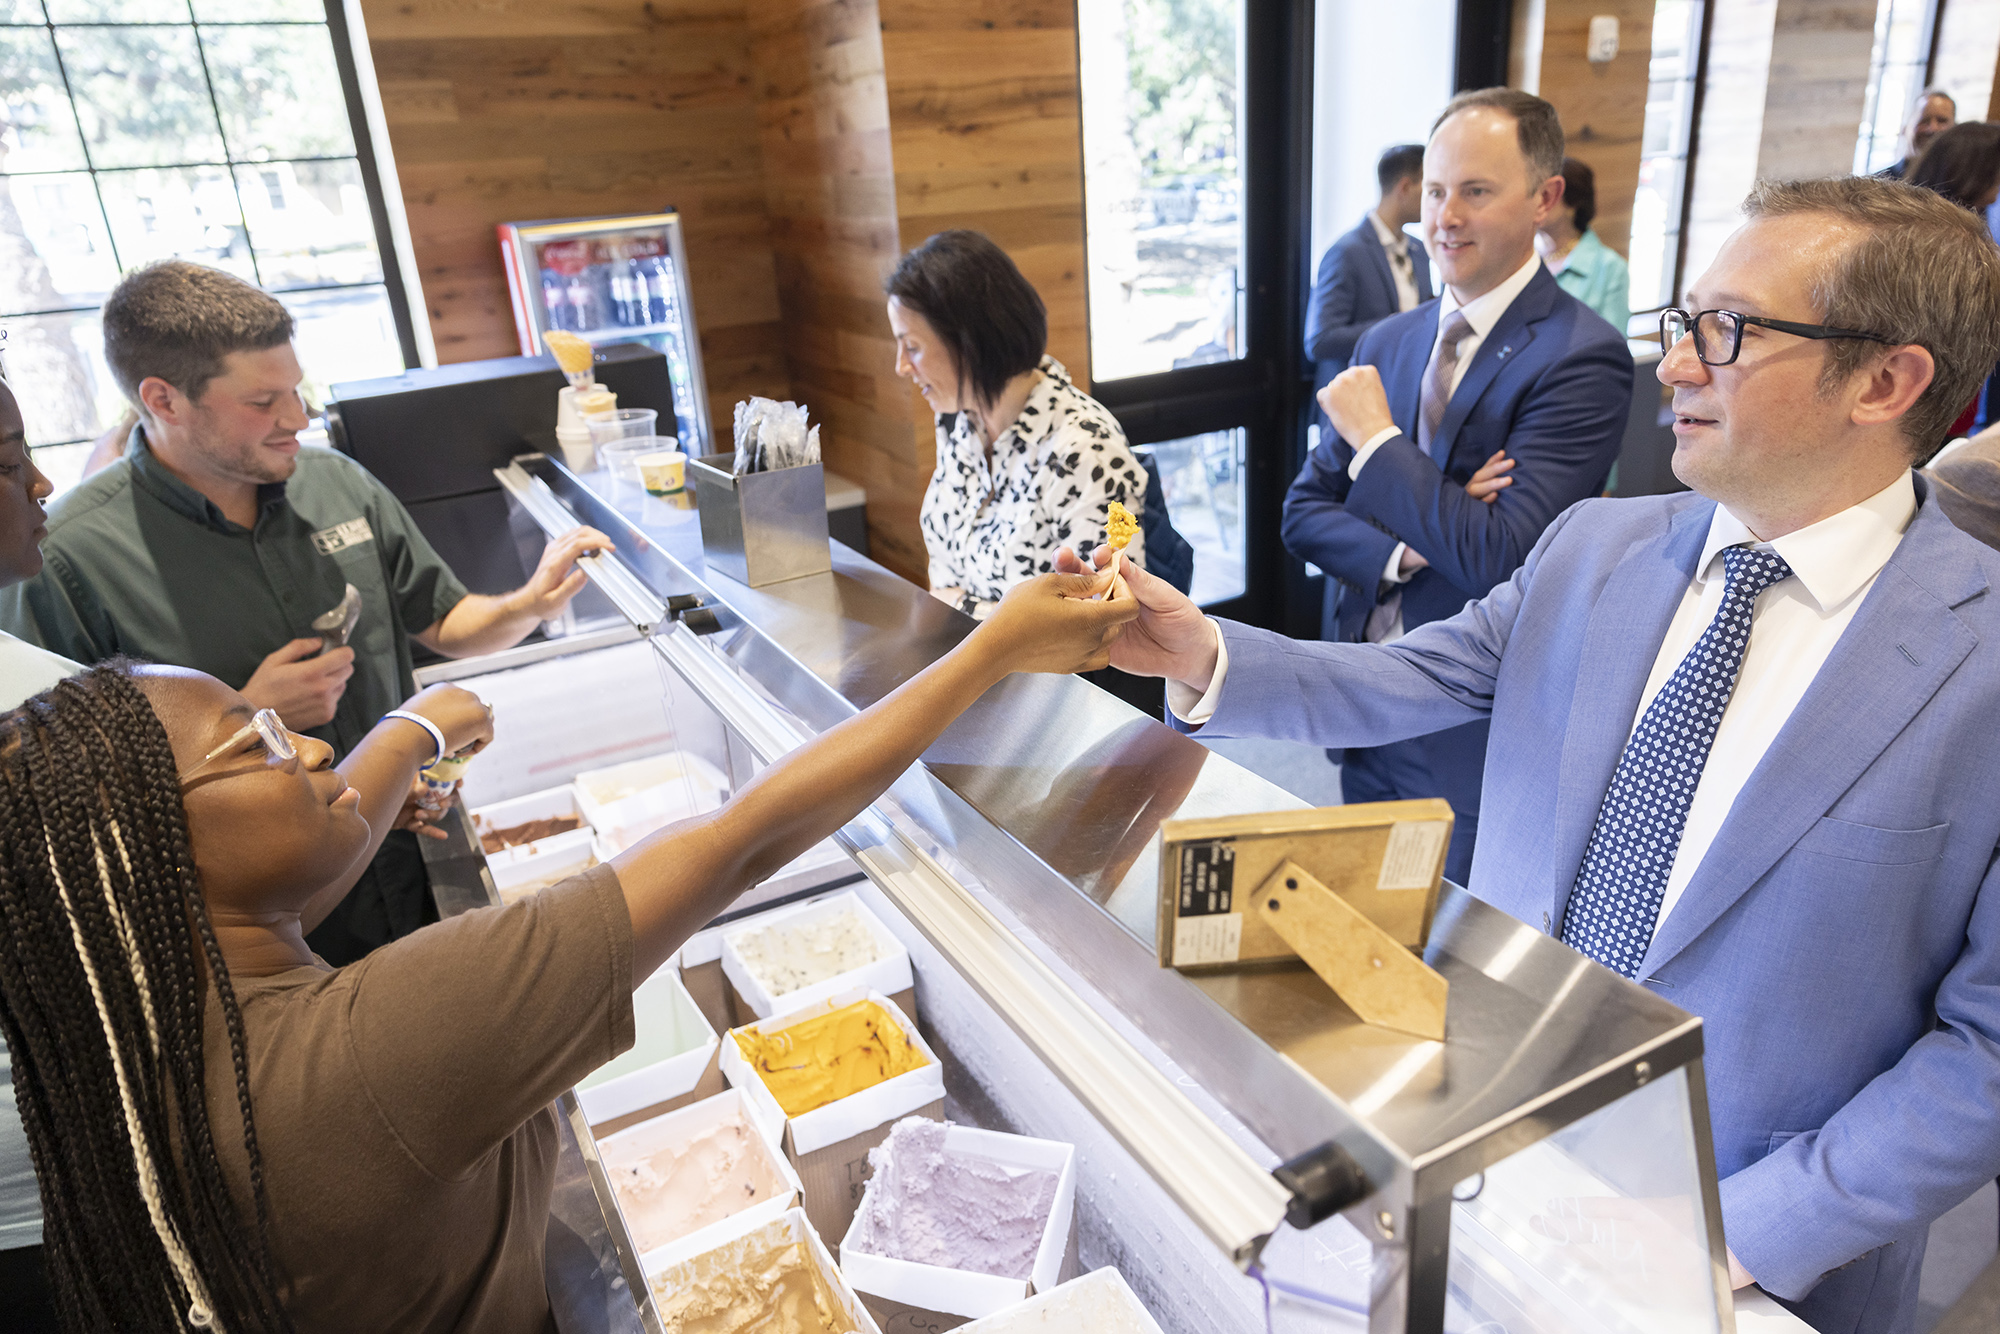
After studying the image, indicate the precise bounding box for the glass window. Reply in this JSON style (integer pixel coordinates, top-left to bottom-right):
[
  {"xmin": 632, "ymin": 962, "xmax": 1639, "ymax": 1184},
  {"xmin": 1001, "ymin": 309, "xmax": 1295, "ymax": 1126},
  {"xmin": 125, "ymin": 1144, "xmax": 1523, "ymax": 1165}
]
[
  {"xmin": 1628, "ymin": 0, "xmax": 1705, "ymax": 315},
  {"xmin": 1853, "ymin": 0, "xmax": 1938, "ymax": 175},
  {"xmin": 0, "ymin": 0, "xmax": 405, "ymax": 483},
  {"xmin": 1078, "ymin": 0, "xmax": 1245, "ymax": 382},
  {"xmin": 1139, "ymin": 427, "xmax": 1245, "ymax": 606}
]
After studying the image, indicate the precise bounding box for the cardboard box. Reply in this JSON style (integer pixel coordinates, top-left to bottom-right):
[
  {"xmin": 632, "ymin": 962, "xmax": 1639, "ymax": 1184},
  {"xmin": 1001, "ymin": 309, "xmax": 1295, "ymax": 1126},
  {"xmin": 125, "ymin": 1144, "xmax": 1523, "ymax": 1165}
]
[
  {"xmin": 470, "ymin": 785, "xmax": 598, "ymax": 903},
  {"xmin": 1156, "ymin": 798, "xmax": 1453, "ymax": 972},
  {"xmin": 721, "ymin": 989, "xmax": 947, "ymax": 1243},
  {"xmin": 577, "ymin": 968, "xmax": 724, "ymax": 1135},
  {"xmin": 955, "ymin": 1267, "xmax": 1165, "ymax": 1333},
  {"xmin": 839, "ymin": 1124, "xmax": 1080, "ymax": 1329},
  {"xmin": 647, "ymin": 1206, "xmax": 883, "ymax": 1334},
  {"xmin": 676, "ymin": 928, "xmax": 735, "ymax": 1039},
  {"xmin": 573, "ymin": 750, "xmax": 731, "ymax": 855},
  {"xmin": 596, "ymin": 1088, "xmax": 802, "ymax": 1274},
  {"xmin": 720, "ymin": 890, "xmax": 915, "ymax": 1028}
]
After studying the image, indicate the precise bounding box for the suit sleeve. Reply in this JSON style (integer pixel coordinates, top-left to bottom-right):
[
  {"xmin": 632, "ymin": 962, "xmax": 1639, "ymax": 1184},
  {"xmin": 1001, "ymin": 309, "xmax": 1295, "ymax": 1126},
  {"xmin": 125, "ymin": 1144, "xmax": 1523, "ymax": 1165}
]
[
  {"xmin": 1185, "ymin": 501, "xmax": 1588, "ymax": 744},
  {"xmin": 1720, "ymin": 839, "xmax": 2000, "ymax": 1299},
  {"xmin": 1343, "ymin": 332, "xmax": 1633, "ymax": 596},
  {"xmin": 1281, "ymin": 430, "xmax": 1399, "ymax": 599},
  {"xmin": 1304, "ymin": 239, "xmax": 1374, "ymax": 367}
]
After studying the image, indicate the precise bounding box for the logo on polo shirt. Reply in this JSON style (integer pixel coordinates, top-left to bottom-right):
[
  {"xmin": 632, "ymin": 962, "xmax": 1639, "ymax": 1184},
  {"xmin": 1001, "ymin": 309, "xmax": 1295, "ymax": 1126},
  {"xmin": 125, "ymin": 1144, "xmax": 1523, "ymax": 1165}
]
[{"xmin": 312, "ymin": 517, "xmax": 375, "ymax": 555}]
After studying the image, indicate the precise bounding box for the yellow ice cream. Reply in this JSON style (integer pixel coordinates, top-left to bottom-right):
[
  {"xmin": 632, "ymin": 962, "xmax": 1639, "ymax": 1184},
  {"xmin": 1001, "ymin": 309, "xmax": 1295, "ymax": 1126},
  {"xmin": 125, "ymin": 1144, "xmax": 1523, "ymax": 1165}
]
[
  {"xmin": 1105, "ymin": 500, "xmax": 1138, "ymax": 551},
  {"xmin": 652, "ymin": 1237, "xmax": 854, "ymax": 1334},
  {"xmin": 734, "ymin": 1000, "xmax": 927, "ymax": 1117}
]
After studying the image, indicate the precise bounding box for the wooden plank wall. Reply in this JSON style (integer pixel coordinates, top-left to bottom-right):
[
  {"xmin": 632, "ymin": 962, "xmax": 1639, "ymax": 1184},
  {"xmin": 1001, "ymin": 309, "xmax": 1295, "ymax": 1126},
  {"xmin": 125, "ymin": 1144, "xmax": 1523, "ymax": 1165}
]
[
  {"xmin": 1511, "ymin": 0, "xmax": 1656, "ymax": 262},
  {"xmin": 358, "ymin": 0, "xmax": 793, "ymax": 416},
  {"xmin": 747, "ymin": 0, "xmax": 925, "ymax": 579}
]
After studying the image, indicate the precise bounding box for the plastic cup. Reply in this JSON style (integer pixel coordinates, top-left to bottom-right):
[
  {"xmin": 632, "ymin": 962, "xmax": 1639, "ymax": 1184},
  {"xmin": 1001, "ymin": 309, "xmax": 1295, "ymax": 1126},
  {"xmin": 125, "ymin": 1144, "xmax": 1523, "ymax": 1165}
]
[
  {"xmin": 586, "ymin": 408, "xmax": 658, "ymax": 450},
  {"xmin": 600, "ymin": 436, "xmax": 674, "ymax": 516},
  {"xmin": 637, "ymin": 448, "xmax": 686, "ymax": 496}
]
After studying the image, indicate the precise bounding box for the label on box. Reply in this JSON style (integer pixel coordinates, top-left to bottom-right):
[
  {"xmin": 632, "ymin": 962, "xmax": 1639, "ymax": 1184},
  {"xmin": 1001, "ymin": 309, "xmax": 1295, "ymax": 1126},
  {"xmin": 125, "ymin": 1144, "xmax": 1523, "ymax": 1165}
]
[
  {"xmin": 1173, "ymin": 912, "xmax": 1242, "ymax": 966},
  {"xmin": 1177, "ymin": 840, "xmax": 1235, "ymax": 915},
  {"xmin": 1378, "ymin": 820, "xmax": 1449, "ymax": 890}
]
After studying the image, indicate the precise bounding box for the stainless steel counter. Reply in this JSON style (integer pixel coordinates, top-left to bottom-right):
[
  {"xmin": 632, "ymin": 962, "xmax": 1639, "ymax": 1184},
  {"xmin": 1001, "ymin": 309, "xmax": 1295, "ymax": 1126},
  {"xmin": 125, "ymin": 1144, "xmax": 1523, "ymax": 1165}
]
[{"xmin": 486, "ymin": 455, "xmax": 1732, "ymax": 1334}]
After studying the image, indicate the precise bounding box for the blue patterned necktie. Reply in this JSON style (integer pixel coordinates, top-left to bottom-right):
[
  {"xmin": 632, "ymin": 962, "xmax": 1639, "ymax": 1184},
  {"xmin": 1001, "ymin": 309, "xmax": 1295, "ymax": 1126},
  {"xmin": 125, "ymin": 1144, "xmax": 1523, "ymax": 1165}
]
[{"xmin": 1560, "ymin": 545, "xmax": 1796, "ymax": 976}]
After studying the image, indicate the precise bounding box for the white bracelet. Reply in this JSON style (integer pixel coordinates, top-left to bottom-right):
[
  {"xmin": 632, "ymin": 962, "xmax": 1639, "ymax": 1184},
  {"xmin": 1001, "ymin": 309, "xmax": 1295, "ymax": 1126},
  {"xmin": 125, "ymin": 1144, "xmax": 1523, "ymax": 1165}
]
[{"xmin": 382, "ymin": 710, "xmax": 446, "ymax": 768}]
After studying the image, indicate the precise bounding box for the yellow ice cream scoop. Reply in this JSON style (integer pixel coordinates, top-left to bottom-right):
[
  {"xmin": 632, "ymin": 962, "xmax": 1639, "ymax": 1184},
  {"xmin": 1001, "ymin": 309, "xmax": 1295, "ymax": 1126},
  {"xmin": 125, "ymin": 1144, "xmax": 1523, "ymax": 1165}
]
[
  {"xmin": 544, "ymin": 329, "xmax": 595, "ymax": 377},
  {"xmin": 735, "ymin": 1000, "xmax": 927, "ymax": 1118},
  {"xmin": 1106, "ymin": 500, "xmax": 1138, "ymax": 551}
]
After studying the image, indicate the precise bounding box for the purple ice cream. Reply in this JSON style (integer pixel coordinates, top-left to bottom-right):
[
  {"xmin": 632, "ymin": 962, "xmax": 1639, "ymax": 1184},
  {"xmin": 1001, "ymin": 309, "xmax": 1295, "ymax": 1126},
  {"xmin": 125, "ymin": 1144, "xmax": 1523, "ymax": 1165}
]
[{"xmin": 847, "ymin": 1118, "xmax": 1058, "ymax": 1280}]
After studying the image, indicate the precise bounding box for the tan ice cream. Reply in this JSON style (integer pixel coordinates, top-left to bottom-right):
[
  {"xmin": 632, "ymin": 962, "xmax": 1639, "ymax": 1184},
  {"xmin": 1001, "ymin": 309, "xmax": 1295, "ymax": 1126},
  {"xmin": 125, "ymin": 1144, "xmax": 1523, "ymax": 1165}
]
[
  {"xmin": 652, "ymin": 1236, "xmax": 855, "ymax": 1334},
  {"xmin": 731, "ymin": 908, "xmax": 884, "ymax": 999},
  {"xmin": 604, "ymin": 1115, "xmax": 791, "ymax": 1255}
]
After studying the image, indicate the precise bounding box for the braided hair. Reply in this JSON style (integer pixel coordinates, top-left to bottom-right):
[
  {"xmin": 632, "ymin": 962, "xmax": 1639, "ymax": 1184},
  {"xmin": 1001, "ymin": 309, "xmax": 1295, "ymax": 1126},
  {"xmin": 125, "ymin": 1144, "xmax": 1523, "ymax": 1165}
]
[{"xmin": 0, "ymin": 664, "xmax": 292, "ymax": 1332}]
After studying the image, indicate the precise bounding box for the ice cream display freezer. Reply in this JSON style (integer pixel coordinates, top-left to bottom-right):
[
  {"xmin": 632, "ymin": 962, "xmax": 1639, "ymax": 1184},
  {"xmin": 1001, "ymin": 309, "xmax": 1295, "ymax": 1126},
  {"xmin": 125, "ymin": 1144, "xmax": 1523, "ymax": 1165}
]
[{"xmin": 405, "ymin": 451, "xmax": 1808, "ymax": 1334}]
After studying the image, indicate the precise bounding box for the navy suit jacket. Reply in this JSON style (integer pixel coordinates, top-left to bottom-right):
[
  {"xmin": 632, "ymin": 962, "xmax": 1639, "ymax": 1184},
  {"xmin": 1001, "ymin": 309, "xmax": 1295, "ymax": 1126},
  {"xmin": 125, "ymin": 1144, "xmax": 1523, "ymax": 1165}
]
[
  {"xmin": 1284, "ymin": 263, "xmax": 1630, "ymax": 811},
  {"xmin": 1185, "ymin": 483, "xmax": 2000, "ymax": 1334},
  {"xmin": 1304, "ymin": 215, "xmax": 1433, "ymax": 383}
]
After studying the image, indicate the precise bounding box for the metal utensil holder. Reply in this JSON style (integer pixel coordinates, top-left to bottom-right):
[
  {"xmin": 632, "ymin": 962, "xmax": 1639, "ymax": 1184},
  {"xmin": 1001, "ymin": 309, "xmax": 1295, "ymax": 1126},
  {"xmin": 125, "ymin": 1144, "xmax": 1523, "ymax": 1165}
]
[{"xmin": 688, "ymin": 453, "xmax": 831, "ymax": 587}]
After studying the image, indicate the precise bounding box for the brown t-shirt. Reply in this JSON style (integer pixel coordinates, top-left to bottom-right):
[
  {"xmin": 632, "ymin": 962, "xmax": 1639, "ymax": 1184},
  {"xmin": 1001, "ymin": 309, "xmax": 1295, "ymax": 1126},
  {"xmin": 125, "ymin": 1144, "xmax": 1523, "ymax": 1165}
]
[{"xmin": 205, "ymin": 864, "xmax": 635, "ymax": 1333}]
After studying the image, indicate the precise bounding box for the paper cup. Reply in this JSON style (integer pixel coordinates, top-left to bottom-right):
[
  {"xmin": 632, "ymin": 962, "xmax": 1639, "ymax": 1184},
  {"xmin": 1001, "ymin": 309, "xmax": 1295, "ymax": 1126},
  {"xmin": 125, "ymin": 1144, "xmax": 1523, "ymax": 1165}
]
[{"xmin": 638, "ymin": 449, "xmax": 686, "ymax": 495}]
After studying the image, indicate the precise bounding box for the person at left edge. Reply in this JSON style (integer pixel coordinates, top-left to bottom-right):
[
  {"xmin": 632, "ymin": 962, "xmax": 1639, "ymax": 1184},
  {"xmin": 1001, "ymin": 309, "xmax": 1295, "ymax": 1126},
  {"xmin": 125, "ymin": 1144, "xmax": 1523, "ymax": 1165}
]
[
  {"xmin": 1282, "ymin": 87, "xmax": 1633, "ymax": 884},
  {"xmin": 0, "ymin": 260, "xmax": 610, "ymax": 965}
]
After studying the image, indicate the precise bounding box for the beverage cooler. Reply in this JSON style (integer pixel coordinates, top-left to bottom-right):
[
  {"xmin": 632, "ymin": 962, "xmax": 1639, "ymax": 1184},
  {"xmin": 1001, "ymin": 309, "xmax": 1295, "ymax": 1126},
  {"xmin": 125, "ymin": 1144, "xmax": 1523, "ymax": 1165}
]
[
  {"xmin": 496, "ymin": 212, "xmax": 710, "ymax": 453},
  {"xmin": 377, "ymin": 442, "xmax": 1824, "ymax": 1334}
]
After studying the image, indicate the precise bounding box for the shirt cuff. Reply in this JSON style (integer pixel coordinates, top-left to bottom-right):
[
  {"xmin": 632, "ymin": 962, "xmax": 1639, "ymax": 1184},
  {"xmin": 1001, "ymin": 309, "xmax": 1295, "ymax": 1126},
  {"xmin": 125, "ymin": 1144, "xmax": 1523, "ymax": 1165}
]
[
  {"xmin": 1346, "ymin": 425, "xmax": 1404, "ymax": 480},
  {"xmin": 1165, "ymin": 618, "xmax": 1230, "ymax": 726},
  {"xmin": 1382, "ymin": 543, "xmax": 1411, "ymax": 586}
]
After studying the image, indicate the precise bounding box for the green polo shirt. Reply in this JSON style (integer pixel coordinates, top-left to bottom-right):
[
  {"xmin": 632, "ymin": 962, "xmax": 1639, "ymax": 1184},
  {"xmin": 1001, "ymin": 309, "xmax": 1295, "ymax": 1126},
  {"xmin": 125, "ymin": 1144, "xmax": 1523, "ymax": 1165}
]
[{"xmin": 0, "ymin": 430, "xmax": 468, "ymax": 758}]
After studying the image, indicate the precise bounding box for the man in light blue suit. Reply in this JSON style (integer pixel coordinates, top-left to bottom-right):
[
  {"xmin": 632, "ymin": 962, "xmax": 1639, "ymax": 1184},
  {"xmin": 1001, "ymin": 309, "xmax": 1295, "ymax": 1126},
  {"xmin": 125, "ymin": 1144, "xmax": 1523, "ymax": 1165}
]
[
  {"xmin": 1067, "ymin": 176, "xmax": 2000, "ymax": 1334},
  {"xmin": 1287, "ymin": 89, "xmax": 1633, "ymax": 883}
]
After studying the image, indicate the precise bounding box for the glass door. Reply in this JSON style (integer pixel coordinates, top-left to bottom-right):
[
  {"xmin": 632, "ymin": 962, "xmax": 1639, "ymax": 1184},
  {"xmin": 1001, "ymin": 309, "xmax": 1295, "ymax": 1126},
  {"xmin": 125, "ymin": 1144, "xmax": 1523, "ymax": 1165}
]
[{"xmin": 1077, "ymin": 0, "xmax": 1311, "ymax": 625}]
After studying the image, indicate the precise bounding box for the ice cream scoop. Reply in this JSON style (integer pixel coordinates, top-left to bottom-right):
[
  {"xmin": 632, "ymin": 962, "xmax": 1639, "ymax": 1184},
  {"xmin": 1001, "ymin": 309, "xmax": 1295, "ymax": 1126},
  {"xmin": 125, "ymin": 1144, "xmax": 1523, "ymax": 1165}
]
[
  {"xmin": 604, "ymin": 1116, "xmax": 791, "ymax": 1255},
  {"xmin": 734, "ymin": 1000, "xmax": 927, "ymax": 1118},
  {"xmin": 312, "ymin": 583, "xmax": 361, "ymax": 654},
  {"xmin": 848, "ymin": 1118, "xmax": 1058, "ymax": 1280}
]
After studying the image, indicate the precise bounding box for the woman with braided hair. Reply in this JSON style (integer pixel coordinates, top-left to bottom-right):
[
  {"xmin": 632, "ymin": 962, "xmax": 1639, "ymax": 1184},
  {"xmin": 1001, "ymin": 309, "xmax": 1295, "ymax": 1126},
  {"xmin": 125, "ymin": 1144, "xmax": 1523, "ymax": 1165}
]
[{"xmin": 0, "ymin": 562, "xmax": 1132, "ymax": 1332}]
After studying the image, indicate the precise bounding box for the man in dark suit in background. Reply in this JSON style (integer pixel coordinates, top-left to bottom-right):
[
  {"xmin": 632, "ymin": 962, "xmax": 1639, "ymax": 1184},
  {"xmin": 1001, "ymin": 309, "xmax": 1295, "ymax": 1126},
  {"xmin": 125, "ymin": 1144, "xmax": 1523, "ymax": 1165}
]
[
  {"xmin": 1305, "ymin": 144, "xmax": 1432, "ymax": 391},
  {"xmin": 1283, "ymin": 88, "xmax": 1632, "ymax": 882}
]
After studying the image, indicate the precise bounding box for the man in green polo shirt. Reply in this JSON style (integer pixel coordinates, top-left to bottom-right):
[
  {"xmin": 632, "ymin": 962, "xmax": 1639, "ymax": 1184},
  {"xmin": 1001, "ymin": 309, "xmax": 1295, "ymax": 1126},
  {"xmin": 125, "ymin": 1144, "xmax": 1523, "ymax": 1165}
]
[{"xmin": 0, "ymin": 260, "xmax": 608, "ymax": 963}]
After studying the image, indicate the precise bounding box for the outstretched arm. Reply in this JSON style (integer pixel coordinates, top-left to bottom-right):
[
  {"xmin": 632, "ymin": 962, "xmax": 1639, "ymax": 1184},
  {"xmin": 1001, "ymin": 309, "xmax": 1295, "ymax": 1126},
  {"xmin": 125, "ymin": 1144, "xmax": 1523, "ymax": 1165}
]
[
  {"xmin": 611, "ymin": 569, "xmax": 1135, "ymax": 977},
  {"xmin": 416, "ymin": 526, "xmax": 613, "ymax": 659}
]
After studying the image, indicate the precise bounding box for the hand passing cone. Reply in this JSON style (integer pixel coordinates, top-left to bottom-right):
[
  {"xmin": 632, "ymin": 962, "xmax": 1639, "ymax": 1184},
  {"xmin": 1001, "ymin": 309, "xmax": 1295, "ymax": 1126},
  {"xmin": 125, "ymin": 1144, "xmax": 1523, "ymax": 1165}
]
[{"xmin": 1105, "ymin": 500, "xmax": 1138, "ymax": 601}]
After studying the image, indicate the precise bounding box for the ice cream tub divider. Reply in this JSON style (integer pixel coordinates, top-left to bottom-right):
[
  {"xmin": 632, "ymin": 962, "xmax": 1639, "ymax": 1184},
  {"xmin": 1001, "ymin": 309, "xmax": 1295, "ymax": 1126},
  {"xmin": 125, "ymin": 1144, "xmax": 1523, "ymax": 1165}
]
[
  {"xmin": 648, "ymin": 1205, "xmax": 884, "ymax": 1334},
  {"xmin": 487, "ymin": 827, "xmax": 599, "ymax": 904},
  {"xmin": 720, "ymin": 988, "xmax": 947, "ymax": 1244},
  {"xmin": 720, "ymin": 890, "xmax": 915, "ymax": 1027},
  {"xmin": 953, "ymin": 1267, "xmax": 1165, "ymax": 1334},
  {"xmin": 571, "ymin": 750, "xmax": 732, "ymax": 856},
  {"xmin": 576, "ymin": 968, "xmax": 725, "ymax": 1134},
  {"xmin": 595, "ymin": 1087, "xmax": 803, "ymax": 1275},
  {"xmin": 675, "ymin": 928, "xmax": 737, "ymax": 1040},
  {"xmin": 837, "ymin": 1123, "xmax": 1079, "ymax": 1326}
]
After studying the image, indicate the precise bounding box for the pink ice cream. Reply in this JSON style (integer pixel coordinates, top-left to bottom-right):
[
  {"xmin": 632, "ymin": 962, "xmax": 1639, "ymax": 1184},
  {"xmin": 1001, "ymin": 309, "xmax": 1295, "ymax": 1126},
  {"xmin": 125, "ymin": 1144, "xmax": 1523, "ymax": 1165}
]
[
  {"xmin": 847, "ymin": 1118, "xmax": 1058, "ymax": 1280},
  {"xmin": 603, "ymin": 1113, "xmax": 791, "ymax": 1254}
]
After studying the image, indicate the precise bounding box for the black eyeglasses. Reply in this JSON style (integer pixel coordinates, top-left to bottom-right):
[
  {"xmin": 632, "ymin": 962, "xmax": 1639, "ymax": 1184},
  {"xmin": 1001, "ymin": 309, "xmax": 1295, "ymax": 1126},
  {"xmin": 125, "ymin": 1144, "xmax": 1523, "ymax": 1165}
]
[{"xmin": 1660, "ymin": 308, "xmax": 1900, "ymax": 366}]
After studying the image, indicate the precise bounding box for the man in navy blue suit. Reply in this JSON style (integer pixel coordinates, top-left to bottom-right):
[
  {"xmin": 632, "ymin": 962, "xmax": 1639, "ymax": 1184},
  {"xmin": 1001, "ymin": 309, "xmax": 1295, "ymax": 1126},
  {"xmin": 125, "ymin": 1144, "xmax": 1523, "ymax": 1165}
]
[
  {"xmin": 1283, "ymin": 88, "xmax": 1632, "ymax": 882},
  {"xmin": 1305, "ymin": 143, "xmax": 1432, "ymax": 385}
]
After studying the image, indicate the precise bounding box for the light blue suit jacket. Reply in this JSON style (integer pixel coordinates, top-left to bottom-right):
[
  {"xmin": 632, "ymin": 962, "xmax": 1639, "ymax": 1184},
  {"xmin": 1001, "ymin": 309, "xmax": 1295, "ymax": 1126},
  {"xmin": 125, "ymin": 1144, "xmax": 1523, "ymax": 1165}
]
[{"xmin": 1187, "ymin": 482, "xmax": 2000, "ymax": 1334}]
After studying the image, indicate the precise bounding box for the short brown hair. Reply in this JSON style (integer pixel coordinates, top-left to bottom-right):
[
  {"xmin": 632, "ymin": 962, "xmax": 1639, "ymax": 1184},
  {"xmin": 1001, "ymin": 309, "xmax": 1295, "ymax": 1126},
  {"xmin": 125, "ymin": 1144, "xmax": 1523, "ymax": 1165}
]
[
  {"xmin": 1430, "ymin": 88, "xmax": 1565, "ymax": 187},
  {"xmin": 101, "ymin": 261, "xmax": 294, "ymax": 407},
  {"xmin": 1744, "ymin": 177, "xmax": 2000, "ymax": 461}
]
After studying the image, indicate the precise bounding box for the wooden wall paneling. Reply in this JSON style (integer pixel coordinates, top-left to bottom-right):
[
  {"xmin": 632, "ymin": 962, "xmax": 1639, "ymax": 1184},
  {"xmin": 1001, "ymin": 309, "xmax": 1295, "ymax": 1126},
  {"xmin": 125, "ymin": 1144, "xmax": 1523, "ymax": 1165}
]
[
  {"xmin": 359, "ymin": 0, "xmax": 793, "ymax": 418},
  {"xmin": 747, "ymin": 0, "xmax": 930, "ymax": 580},
  {"xmin": 1758, "ymin": 0, "xmax": 1876, "ymax": 180},
  {"xmin": 1514, "ymin": 0, "xmax": 1656, "ymax": 262}
]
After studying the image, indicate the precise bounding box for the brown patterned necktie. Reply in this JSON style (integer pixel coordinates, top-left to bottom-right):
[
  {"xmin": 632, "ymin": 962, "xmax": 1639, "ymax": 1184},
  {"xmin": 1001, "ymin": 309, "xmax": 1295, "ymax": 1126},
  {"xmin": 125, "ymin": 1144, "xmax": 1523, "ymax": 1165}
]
[{"xmin": 1417, "ymin": 309, "xmax": 1476, "ymax": 457}]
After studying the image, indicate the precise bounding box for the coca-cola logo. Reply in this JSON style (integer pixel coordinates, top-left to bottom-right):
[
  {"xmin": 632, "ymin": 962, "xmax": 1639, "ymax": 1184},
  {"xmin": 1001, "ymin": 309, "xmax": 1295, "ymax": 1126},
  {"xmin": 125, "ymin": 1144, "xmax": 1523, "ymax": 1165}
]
[{"xmin": 538, "ymin": 239, "xmax": 597, "ymax": 274}]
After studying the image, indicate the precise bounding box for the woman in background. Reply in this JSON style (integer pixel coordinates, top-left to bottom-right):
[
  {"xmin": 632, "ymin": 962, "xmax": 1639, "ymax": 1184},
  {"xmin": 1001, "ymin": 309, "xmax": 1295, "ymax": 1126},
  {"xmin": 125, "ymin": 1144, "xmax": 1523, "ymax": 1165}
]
[
  {"xmin": 1536, "ymin": 157, "xmax": 1630, "ymax": 335},
  {"xmin": 1908, "ymin": 121, "xmax": 2000, "ymax": 212},
  {"xmin": 887, "ymin": 230, "xmax": 1150, "ymax": 619}
]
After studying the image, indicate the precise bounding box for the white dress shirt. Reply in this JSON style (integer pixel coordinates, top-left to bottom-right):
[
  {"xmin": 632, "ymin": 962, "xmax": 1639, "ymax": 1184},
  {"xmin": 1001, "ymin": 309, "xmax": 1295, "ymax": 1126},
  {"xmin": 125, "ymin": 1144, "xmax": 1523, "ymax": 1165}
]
[
  {"xmin": 1172, "ymin": 472, "xmax": 1917, "ymax": 932},
  {"xmin": 1344, "ymin": 250, "xmax": 1545, "ymax": 642},
  {"xmin": 1366, "ymin": 210, "xmax": 1422, "ymax": 314}
]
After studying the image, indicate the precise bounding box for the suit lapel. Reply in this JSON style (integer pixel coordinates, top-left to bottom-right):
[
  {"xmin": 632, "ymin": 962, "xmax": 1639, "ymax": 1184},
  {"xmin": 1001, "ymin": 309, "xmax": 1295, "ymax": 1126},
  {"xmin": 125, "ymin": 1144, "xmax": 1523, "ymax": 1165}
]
[
  {"xmin": 1395, "ymin": 305, "xmax": 1439, "ymax": 438},
  {"xmin": 1430, "ymin": 271, "xmax": 1557, "ymax": 466},
  {"xmin": 1546, "ymin": 503, "xmax": 1712, "ymax": 930},
  {"xmin": 1638, "ymin": 499, "xmax": 1986, "ymax": 974},
  {"xmin": 1361, "ymin": 230, "xmax": 1398, "ymax": 314},
  {"xmin": 1411, "ymin": 240, "xmax": 1434, "ymax": 303}
]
